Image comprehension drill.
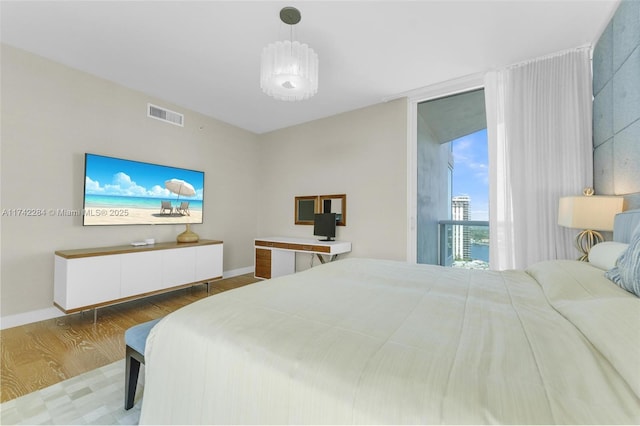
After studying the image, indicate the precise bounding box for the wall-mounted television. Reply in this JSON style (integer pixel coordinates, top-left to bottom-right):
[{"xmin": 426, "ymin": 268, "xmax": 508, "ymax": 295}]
[{"xmin": 83, "ymin": 153, "xmax": 204, "ymax": 226}]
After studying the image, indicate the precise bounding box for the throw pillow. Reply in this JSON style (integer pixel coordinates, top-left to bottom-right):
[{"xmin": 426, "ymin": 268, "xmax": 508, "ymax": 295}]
[
  {"xmin": 605, "ymin": 224, "xmax": 640, "ymax": 296},
  {"xmin": 589, "ymin": 241, "xmax": 629, "ymax": 270}
]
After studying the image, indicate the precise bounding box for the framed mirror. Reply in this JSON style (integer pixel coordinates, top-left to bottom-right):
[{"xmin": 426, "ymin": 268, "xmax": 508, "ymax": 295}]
[
  {"xmin": 294, "ymin": 196, "xmax": 319, "ymax": 225},
  {"xmin": 319, "ymin": 194, "xmax": 347, "ymax": 226}
]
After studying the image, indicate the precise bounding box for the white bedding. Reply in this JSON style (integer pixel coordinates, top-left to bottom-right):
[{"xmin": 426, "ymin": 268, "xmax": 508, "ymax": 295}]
[{"xmin": 139, "ymin": 258, "xmax": 640, "ymax": 424}]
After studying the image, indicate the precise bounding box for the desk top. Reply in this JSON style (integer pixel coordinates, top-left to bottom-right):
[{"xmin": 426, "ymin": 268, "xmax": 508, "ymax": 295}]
[{"xmin": 255, "ymin": 236, "xmax": 351, "ymax": 254}]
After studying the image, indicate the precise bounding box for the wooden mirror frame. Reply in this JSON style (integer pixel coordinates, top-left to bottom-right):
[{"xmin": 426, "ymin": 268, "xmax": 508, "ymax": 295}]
[
  {"xmin": 319, "ymin": 194, "xmax": 347, "ymax": 226},
  {"xmin": 294, "ymin": 196, "xmax": 319, "ymax": 225},
  {"xmin": 295, "ymin": 194, "xmax": 347, "ymax": 226}
]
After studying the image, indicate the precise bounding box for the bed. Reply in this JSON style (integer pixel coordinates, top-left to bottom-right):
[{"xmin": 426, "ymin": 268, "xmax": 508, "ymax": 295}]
[{"xmin": 139, "ymin": 210, "xmax": 640, "ymax": 424}]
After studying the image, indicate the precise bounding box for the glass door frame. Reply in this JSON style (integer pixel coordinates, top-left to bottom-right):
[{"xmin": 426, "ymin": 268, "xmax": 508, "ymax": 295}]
[{"xmin": 405, "ymin": 73, "xmax": 485, "ymax": 263}]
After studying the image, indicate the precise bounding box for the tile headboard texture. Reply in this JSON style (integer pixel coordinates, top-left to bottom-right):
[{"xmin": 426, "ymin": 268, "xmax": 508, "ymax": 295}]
[
  {"xmin": 592, "ymin": 0, "xmax": 640, "ymax": 210},
  {"xmin": 614, "ymin": 209, "xmax": 640, "ymax": 243}
]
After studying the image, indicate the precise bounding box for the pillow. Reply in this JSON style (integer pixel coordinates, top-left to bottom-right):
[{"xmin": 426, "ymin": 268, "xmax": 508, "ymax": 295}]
[
  {"xmin": 588, "ymin": 242, "xmax": 629, "ymax": 270},
  {"xmin": 605, "ymin": 224, "xmax": 640, "ymax": 297}
]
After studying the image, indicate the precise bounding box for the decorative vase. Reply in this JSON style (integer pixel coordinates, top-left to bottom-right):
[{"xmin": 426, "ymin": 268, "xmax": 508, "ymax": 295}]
[{"xmin": 177, "ymin": 223, "xmax": 199, "ymax": 243}]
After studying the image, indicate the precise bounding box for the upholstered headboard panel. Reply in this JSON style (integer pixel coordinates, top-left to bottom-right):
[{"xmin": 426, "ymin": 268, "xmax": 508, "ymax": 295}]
[
  {"xmin": 614, "ymin": 209, "xmax": 640, "ymax": 243},
  {"xmin": 592, "ymin": 0, "xmax": 640, "ymax": 210}
]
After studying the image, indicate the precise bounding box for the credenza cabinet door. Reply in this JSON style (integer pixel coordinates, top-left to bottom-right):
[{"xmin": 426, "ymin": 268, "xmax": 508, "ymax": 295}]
[
  {"xmin": 121, "ymin": 251, "xmax": 163, "ymax": 298},
  {"xmin": 60, "ymin": 255, "xmax": 121, "ymax": 310},
  {"xmin": 161, "ymin": 247, "xmax": 197, "ymax": 289},
  {"xmin": 195, "ymin": 244, "xmax": 223, "ymax": 282}
]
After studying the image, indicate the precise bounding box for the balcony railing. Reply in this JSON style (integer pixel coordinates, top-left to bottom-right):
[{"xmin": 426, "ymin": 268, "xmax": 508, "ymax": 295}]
[{"xmin": 438, "ymin": 220, "xmax": 490, "ymax": 269}]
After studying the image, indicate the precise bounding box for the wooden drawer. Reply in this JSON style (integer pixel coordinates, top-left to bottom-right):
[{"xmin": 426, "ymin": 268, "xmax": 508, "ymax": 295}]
[
  {"xmin": 255, "ymin": 240, "xmax": 289, "ymax": 250},
  {"xmin": 287, "ymin": 243, "xmax": 330, "ymax": 253},
  {"xmin": 256, "ymin": 240, "xmax": 332, "ymax": 254},
  {"xmin": 255, "ymin": 248, "xmax": 271, "ymax": 260},
  {"xmin": 255, "ymin": 248, "xmax": 271, "ymax": 279}
]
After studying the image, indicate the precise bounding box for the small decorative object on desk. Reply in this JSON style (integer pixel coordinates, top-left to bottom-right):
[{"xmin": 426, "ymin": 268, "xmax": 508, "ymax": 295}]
[{"xmin": 583, "ymin": 187, "xmax": 595, "ymax": 196}]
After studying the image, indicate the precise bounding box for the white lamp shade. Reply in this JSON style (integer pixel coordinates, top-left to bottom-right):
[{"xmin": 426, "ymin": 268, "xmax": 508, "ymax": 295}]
[
  {"xmin": 558, "ymin": 196, "xmax": 624, "ymax": 231},
  {"xmin": 260, "ymin": 40, "xmax": 318, "ymax": 101}
]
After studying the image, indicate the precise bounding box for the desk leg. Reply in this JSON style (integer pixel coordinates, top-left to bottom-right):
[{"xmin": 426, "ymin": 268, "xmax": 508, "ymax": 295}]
[{"xmin": 316, "ymin": 254, "xmax": 339, "ymax": 264}]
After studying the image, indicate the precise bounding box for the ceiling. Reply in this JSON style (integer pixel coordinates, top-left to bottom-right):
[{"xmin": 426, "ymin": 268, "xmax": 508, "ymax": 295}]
[
  {"xmin": 0, "ymin": 1, "xmax": 618, "ymax": 134},
  {"xmin": 419, "ymin": 89, "xmax": 486, "ymax": 144}
]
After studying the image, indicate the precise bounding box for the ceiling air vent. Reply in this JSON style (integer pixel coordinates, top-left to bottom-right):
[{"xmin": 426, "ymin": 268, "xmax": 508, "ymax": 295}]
[{"xmin": 147, "ymin": 103, "xmax": 184, "ymax": 127}]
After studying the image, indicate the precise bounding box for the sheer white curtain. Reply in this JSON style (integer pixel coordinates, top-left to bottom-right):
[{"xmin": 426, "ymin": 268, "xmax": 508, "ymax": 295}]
[{"xmin": 485, "ymin": 48, "xmax": 593, "ymax": 270}]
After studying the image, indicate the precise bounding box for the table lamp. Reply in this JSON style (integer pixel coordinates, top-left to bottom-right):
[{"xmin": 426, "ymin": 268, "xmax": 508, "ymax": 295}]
[{"xmin": 558, "ymin": 190, "xmax": 624, "ymax": 261}]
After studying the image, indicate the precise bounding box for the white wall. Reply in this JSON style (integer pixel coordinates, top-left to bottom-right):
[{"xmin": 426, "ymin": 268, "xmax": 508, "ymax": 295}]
[
  {"xmin": 257, "ymin": 100, "xmax": 408, "ymax": 269},
  {"xmin": 1, "ymin": 44, "xmax": 410, "ymax": 322},
  {"xmin": 1, "ymin": 44, "xmax": 261, "ymax": 318}
]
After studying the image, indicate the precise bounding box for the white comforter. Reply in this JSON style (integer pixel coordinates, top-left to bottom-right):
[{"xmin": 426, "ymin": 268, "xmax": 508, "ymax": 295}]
[{"xmin": 139, "ymin": 258, "xmax": 640, "ymax": 424}]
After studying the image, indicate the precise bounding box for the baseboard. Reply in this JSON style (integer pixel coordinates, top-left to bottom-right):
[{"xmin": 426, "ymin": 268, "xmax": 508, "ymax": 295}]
[
  {"xmin": 2, "ymin": 267, "xmax": 255, "ymax": 330},
  {"xmin": 1, "ymin": 306, "xmax": 66, "ymax": 330},
  {"xmin": 223, "ymin": 265, "xmax": 254, "ymax": 278}
]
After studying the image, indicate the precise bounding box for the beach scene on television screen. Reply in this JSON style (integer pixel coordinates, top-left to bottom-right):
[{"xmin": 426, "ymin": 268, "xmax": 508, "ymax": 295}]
[{"xmin": 83, "ymin": 155, "xmax": 204, "ymax": 225}]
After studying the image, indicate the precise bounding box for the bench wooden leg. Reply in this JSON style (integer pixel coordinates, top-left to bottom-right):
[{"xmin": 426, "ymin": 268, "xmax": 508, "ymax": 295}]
[
  {"xmin": 124, "ymin": 318, "xmax": 161, "ymax": 410},
  {"xmin": 125, "ymin": 345, "xmax": 143, "ymax": 410}
]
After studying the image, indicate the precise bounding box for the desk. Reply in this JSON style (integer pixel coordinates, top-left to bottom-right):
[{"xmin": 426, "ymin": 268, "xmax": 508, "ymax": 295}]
[{"xmin": 254, "ymin": 237, "xmax": 351, "ymax": 279}]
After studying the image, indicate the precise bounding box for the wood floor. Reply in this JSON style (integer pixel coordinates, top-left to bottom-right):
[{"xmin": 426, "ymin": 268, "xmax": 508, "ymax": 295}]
[{"xmin": 0, "ymin": 273, "xmax": 260, "ymax": 403}]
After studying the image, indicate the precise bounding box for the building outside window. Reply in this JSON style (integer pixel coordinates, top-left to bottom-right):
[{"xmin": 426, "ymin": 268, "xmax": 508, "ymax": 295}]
[{"xmin": 452, "ymin": 196, "xmax": 470, "ymax": 260}]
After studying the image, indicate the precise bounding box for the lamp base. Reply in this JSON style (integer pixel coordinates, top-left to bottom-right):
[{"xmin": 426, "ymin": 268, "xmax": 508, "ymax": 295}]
[
  {"xmin": 576, "ymin": 229, "xmax": 604, "ymax": 262},
  {"xmin": 177, "ymin": 224, "xmax": 199, "ymax": 243}
]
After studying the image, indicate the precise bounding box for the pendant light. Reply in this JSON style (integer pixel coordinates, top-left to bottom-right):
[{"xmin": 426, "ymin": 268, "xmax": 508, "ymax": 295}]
[{"xmin": 260, "ymin": 7, "xmax": 318, "ymax": 101}]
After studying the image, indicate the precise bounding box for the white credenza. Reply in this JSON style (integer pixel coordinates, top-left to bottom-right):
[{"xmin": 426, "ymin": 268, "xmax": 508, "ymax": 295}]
[
  {"xmin": 54, "ymin": 240, "xmax": 223, "ymax": 314},
  {"xmin": 255, "ymin": 237, "xmax": 351, "ymax": 279}
]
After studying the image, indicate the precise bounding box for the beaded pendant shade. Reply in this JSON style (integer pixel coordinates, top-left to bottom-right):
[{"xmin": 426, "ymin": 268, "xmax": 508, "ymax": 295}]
[{"xmin": 260, "ymin": 7, "xmax": 318, "ymax": 101}]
